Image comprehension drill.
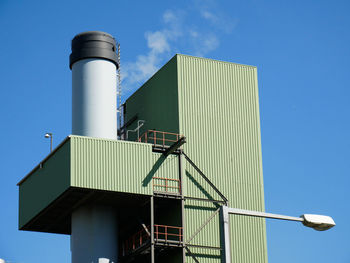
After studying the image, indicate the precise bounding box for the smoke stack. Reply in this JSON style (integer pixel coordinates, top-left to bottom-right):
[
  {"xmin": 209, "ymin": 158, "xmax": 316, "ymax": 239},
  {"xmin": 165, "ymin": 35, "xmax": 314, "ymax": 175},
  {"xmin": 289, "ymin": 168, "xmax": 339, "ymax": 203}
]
[
  {"xmin": 69, "ymin": 31, "xmax": 119, "ymax": 263},
  {"xmin": 70, "ymin": 31, "xmax": 119, "ymax": 139}
]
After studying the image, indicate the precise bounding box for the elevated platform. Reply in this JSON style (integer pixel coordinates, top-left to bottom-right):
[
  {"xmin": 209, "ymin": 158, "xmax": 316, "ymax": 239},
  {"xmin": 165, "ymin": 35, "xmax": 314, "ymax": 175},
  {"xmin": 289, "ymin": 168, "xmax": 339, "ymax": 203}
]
[{"xmin": 18, "ymin": 135, "xmax": 180, "ymax": 234}]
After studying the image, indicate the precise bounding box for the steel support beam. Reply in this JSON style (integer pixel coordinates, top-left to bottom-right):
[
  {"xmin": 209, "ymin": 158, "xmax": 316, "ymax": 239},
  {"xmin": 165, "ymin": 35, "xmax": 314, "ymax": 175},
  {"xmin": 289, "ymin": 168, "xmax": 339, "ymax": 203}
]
[
  {"xmin": 139, "ymin": 221, "xmax": 151, "ymax": 236},
  {"xmin": 164, "ymin": 137, "xmax": 186, "ymax": 157},
  {"xmin": 184, "ymin": 196, "xmax": 226, "ymax": 204},
  {"xmin": 182, "ymin": 152, "xmax": 228, "ymax": 204},
  {"xmin": 220, "ymin": 206, "xmax": 231, "ymax": 263},
  {"xmin": 150, "ymin": 196, "xmax": 155, "ymax": 263},
  {"xmin": 179, "ymin": 153, "xmax": 186, "ymax": 263}
]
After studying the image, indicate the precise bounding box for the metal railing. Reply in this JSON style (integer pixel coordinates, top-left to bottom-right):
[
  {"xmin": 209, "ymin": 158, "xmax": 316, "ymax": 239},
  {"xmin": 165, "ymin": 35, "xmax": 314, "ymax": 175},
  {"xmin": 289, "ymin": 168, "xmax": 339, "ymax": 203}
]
[
  {"xmin": 138, "ymin": 130, "xmax": 184, "ymax": 147},
  {"xmin": 152, "ymin": 177, "xmax": 181, "ymax": 194},
  {"xmin": 154, "ymin": 224, "xmax": 183, "ymax": 243},
  {"xmin": 123, "ymin": 224, "xmax": 183, "ymax": 255},
  {"xmin": 123, "ymin": 227, "xmax": 150, "ymax": 255}
]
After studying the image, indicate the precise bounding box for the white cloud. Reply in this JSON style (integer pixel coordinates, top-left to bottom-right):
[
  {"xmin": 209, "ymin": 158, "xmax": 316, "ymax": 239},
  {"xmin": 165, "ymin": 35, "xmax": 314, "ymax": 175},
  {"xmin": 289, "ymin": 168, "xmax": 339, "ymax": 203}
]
[
  {"xmin": 201, "ymin": 10, "xmax": 218, "ymax": 23},
  {"xmin": 122, "ymin": 2, "xmax": 237, "ymax": 95},
  {"xmin": 198, "ymin": 2, "xmax": 237, "ymax": 33},
  {"xmin": 162, "ymin": 10, "xmax": 184, "ymax": 40},
  {"xmin": 123, "ymin": 30, "xmax": 173, "ymax": 88},
  {"xmin": 163, "ymin": 10, "xmax": 177, "ymax": 24},
  {"xmin": 189, "ymin": 30, "xmax": 199, "ymax": 38},
  {"xmin": 146, "ymin": 31, "xmax": 170, "ymax": 54},
  {"xmin": 203, "ymin": 34, "xmax": 220, "ymax": 51},
  {"xmin": 191, "ymin": 33, "xmax": 220, "ymax": 57},
  {"xmin": 124, "ymin": 55, "xmax": 157, "ymax": 85},
  {"xmin": 122, "ymin": 10, "xmax": 183, "ymax": 90}
]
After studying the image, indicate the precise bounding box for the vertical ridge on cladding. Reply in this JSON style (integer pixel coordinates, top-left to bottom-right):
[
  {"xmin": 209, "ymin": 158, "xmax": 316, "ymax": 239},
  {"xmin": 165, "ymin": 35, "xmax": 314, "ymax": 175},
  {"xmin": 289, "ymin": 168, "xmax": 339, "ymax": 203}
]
[{"xmin": 176, "ymin": 55, "xmax": 268, "ymax": 263}]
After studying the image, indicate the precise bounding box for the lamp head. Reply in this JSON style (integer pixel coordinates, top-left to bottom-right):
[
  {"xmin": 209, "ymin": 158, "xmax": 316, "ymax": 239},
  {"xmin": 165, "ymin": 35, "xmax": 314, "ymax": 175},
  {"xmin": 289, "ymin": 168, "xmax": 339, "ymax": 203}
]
[
  {"xmin": 301, "ymin": 214, "xmax": 336, "ymax": 231},
  {"xmin": 45, "ymin": 133, "xmax": 52, "ymax": 138}
]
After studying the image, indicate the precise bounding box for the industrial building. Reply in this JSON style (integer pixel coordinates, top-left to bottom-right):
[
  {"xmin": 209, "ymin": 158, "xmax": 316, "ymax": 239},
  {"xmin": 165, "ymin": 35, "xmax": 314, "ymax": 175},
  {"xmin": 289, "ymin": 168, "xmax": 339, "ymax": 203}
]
[{"xmin": 18, "ymin": 31, "xmax": 268, "ymax": 262}]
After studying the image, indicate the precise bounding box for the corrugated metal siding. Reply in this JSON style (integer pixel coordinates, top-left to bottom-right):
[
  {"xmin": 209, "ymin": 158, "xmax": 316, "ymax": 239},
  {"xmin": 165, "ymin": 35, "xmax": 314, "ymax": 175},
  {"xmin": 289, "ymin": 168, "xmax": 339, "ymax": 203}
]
[
  {"xmin": 19, "ymin": 140, "xmax": 70, "ymax": 229},
  {"xmin": 177, "ymin": 55, "xmax": 268, "ymax": 263},
  {"xmin": 70, "ymin": 136, "xmax": 179, "ymax": 195},
  {"xmin": 18, "ymin": 135, "xmax": 180, "ymax": 230},
  {"xmin": 124, "ymin": 56, "xmax": 179, "ymax": 141},
  {"xmin": 186, "ymin": 247, "xmax": 221, "ymax": 263}
]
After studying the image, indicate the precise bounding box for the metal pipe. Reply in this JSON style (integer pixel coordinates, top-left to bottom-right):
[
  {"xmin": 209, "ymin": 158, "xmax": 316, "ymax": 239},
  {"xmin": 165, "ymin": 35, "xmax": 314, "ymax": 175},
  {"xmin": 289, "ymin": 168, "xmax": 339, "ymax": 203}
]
[
  {"xmin": 227, "ymin": 207, "xmax": 303, "ymax": 222},
  {"xmin": 179, "ymin": 153, "xmax": 186, "ymax": 262},
  {"xmin": 137, "ymin": 120, "xmax": 145, "ymax": 140},
  {"xmin": 126, "ymin": 120, "xmax": 145, "ymax": 140},
  {"xmin": 221, "ymin": 206, "xmax": 303, "ymax": 263},
  {"xmin": 44, "ymin": 133, "xmax": 53, "ymax": 152},
  {"xmin": 220, "ymin": 206, "xmax": 231, "ymax": 263},
  {"xmin": 50, "ymin": 135, "xmax": 52, "ymax": 152}
]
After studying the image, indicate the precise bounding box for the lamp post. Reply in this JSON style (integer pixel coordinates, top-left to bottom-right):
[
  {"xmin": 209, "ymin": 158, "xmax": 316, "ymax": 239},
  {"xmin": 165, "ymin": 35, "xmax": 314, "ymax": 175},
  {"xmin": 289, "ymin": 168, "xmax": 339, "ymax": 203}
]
[
  {"xmin": 44, "ymin": 132, "xmax": 53, "ymax": 152},
  {"xmin": 220, "ymin": 206, "xmax": 335, "ymax": 263}
]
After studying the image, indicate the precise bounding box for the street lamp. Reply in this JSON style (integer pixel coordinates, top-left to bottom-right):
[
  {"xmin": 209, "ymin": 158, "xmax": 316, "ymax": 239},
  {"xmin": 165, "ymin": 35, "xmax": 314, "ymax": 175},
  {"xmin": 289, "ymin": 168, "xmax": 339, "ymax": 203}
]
[
  {"xmin": 44, "ymin": 132, "xmax": 53, "ymax": 152},
  {"xmin": 220, "ymin": 206, "xmax": 335, "ymax": 263}
]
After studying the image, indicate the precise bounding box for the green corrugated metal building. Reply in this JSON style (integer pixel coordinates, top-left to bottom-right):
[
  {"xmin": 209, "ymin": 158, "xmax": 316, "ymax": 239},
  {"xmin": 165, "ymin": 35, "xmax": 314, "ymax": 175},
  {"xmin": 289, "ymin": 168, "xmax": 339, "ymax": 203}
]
[{"xmin": 18, "ymin": 54, "xmax": 267, "ymax": 262}]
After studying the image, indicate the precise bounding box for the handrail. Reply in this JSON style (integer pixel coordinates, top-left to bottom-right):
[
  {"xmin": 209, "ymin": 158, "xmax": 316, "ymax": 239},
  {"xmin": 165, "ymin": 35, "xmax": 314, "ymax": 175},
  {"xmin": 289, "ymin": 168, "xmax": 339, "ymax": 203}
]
[
  {"xmin": 123, "ymin": 224, "xmax": 183, "ymax": 255},
  {"xmin": 152, "ymin": 177, "xmax": 181, "ymax": 194},
  {"xmin": 154, "ymin": 224, "xmax": 183, "ymax": 242},
  {"xmin": 138, "ymin": 130, "xmax": 184, "ymax": 147},
  {"xmin": 123, "ymin": 227, "xmax": 150, "ymax": 255}
]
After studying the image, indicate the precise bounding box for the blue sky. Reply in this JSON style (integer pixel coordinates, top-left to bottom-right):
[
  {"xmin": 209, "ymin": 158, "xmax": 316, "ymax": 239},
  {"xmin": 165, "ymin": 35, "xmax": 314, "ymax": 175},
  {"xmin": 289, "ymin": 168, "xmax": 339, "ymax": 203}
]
[{"xmin": 0, "ymin": 0, "xmax": 349, "ymax": 262}]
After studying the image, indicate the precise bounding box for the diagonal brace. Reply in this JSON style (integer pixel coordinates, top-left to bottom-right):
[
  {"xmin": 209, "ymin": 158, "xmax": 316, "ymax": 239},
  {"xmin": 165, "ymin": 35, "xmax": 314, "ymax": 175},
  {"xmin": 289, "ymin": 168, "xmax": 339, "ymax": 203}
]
[
  {"xmin": 138, "ymin": 219, "xmax": 151, "ymax": 236},
  {"xmin": 163, "ymin": 136, "xmax": 186, "ymax": 157},
  {"xmin": 183, "ymin": 152, "xmax": 228, "ymax": 204},
  {"xmin": 186, "ymin": 207, "xmax": 220, "ymax": 244}
]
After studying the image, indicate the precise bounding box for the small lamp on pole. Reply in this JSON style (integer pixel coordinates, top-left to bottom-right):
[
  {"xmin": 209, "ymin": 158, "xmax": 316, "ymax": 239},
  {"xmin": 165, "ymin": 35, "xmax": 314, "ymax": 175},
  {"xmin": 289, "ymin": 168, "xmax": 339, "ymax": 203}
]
[{"xmin": 44, "ymin": 132, "xmax": 53, "ymax": 152}]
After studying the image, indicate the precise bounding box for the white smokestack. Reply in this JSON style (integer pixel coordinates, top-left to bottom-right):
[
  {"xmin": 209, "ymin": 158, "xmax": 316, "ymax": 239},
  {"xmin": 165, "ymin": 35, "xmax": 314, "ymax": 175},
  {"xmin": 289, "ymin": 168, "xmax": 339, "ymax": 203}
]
[
  {"xmin": 70, "ymin": 31, "xmax": 118, "ymax": 139},
  {"xmin": 69, "ymin": 31, "xmax": 119, "ymax": 263}
]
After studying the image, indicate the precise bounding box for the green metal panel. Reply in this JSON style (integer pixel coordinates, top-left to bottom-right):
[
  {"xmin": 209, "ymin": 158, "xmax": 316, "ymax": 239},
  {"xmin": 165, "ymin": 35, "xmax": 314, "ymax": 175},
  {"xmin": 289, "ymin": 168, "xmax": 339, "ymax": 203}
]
[
  {"xmin": 187, "ymin": 247, "xmax": 221, "ymax": 263},
  {"xmin": 176, "ymin": 54, "xmax": 268, "ymax": 262},
  {"xmin": 18, "ymin": 140, "xmax": 70, "ymax": 229},
  {"xmin": 70, "ymin": 136, "xmax": 179, "ymax": 195},
  {"xmin": 19, "ymin": 136, "xmax": 180, "ymax": 231},
  {"xmin": 124, "ymin": 55, "xmax": 179, "ymax": 140}
]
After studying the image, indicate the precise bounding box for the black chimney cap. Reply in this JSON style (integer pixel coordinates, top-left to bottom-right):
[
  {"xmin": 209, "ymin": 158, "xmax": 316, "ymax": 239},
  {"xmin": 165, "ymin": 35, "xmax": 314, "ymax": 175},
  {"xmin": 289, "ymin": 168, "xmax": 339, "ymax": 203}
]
[{"xmin": 69, "ymin": 31, "xmax": 119, "ymax": 69}]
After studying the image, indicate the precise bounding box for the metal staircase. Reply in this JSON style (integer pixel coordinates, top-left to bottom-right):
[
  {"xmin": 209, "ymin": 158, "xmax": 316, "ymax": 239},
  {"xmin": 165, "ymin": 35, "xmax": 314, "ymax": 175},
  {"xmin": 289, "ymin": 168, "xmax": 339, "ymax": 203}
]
[{"xmin": 120, "ymin": 129, "xmax": 227, "ymax": 262}]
